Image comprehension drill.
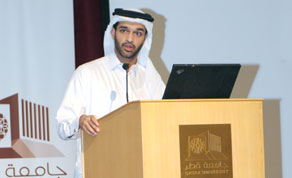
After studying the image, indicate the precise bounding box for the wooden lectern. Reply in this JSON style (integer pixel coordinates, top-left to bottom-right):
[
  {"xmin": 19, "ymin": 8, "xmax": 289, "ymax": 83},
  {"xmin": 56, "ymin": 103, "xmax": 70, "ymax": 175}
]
[{"xmin": 82, "ymin": 99, "xmax": 265, "ymax": 178}]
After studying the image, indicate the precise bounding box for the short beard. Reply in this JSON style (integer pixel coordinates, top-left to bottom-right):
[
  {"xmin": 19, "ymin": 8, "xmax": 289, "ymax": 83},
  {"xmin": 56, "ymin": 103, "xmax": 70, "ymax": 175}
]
[{"xmin": 114, "ymin": 36, "xmax": 144, "ymax": 60}]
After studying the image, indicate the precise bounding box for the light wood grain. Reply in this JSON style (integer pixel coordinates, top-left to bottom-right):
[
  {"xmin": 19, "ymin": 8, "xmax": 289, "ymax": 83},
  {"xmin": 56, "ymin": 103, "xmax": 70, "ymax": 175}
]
[{"xmin": 82, "ymin": 99, "xmax": 265, "ymax": 178}]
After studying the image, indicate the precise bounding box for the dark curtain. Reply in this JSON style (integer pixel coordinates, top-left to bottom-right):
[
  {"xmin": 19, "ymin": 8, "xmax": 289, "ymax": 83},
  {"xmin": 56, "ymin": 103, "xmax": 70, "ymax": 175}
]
[{"xmin": 73, "ymin": 0, "xmax": 110, "ymax": 68}]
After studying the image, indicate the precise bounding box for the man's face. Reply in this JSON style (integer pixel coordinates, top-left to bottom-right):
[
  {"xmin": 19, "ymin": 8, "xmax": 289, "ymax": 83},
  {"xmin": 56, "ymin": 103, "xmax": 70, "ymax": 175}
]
[{"xmin": 111, "ymin": 21, "xmax": 147, "ymax": 60}]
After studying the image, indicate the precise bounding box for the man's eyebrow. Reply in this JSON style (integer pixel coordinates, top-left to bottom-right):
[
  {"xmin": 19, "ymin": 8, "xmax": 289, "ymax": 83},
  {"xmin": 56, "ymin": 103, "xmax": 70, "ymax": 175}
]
[
  {"xmin": 136, "ymin": 28, "xmax": 146, "ymax": 32},
  {"xmin": 118, "ymin": 25, "xmax": 145, "ymax": 32},
  {"xmin": 118, "ymin": 25, "xmax": 128, "ymax": 29}
]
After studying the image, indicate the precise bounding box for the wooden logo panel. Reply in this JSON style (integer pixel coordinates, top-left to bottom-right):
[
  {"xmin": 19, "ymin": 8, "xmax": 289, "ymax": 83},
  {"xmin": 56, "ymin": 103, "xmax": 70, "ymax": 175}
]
[{"xmin": 179, "ymin": 124, "xmax": 233, "ymax": 178}]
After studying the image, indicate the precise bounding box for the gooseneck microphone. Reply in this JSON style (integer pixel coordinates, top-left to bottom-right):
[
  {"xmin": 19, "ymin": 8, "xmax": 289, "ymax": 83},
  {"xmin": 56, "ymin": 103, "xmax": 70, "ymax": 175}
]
[{"xmin": 122, "ymin": 63, "xmax": 129, "ymax": 103}]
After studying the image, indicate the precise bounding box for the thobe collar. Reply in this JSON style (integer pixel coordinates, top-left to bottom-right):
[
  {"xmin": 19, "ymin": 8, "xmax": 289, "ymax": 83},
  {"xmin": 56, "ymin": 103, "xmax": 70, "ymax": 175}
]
[{"xmin": 107, "ymin": 53, "xmax": 147, "ymax": 74}]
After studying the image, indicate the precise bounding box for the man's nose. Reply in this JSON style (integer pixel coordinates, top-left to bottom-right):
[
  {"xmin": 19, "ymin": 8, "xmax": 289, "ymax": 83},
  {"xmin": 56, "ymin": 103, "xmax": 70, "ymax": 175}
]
[{"xmin": 126, "ymin": 32, "xmax": 134, "ymax": 42}]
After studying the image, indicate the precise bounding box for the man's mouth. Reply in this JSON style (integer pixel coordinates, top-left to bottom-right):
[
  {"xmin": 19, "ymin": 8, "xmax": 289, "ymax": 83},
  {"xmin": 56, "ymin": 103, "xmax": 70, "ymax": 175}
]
[{"xmin": 123, "ymin": 43, "xmax": 135, "ymax": 52}]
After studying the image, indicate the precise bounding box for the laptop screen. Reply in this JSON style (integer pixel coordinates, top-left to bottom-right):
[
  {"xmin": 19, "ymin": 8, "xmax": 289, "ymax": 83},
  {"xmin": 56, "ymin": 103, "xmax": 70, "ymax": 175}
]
[{"xmin": 162, "ymin": 64, "xmax": 241, "ymax": 99}]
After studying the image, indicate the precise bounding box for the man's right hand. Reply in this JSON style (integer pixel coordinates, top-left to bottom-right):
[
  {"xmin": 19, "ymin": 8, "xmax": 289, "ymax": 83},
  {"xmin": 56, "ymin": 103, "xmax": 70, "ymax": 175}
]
[{"xmin": 79, "ymin": 115, "xmax": 100, "ymax": 136}]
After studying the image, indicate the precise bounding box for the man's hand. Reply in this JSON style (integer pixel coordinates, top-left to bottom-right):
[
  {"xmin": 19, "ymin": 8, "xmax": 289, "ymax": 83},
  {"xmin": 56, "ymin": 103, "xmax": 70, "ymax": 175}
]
[{"xmin": 79, "ymin": 115, "xmax": 100, "ymax": 136}]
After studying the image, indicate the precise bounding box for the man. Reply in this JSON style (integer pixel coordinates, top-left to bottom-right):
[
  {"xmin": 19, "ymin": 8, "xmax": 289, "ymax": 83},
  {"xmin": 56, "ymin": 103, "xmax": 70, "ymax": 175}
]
[{"xmin": 56, "ymin": 8, "xmax": 165, "ymax": 178}]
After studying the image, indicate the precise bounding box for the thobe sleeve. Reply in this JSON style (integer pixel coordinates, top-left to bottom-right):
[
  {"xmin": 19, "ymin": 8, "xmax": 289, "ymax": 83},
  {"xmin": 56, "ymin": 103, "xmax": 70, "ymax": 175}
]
[{"xmin": 55, "ymin": 68, "xmax": 87, "ymax": 140}]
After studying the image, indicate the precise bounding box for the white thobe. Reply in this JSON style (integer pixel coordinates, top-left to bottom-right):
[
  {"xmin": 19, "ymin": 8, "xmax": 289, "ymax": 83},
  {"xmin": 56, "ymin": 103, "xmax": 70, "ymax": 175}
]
[{"xmin": 56, "ymin": 53, "xmax": 165, "ymax": 178}]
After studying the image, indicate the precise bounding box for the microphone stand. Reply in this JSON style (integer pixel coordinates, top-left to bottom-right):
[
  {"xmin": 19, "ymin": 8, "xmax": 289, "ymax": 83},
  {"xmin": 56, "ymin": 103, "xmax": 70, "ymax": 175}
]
[{"xmin": 122, "ymin": 63, "xmax": 129, "ymax": 103}]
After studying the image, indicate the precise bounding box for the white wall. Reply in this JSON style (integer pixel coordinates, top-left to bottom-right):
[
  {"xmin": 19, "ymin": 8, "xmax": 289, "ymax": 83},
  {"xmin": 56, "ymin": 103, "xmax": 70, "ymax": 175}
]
[
  {"xmin": 109, "ymin": 1, "xmax": 291, "ymax": 178},
  {"xmin": 0, "ymin": 1, "xmax": 76, "ymax": 177}
]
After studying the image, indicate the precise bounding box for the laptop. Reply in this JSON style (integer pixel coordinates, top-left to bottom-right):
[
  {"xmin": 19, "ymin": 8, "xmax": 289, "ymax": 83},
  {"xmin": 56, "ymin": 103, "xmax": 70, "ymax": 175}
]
[{"xmin": 162, "ymin": 64, "xmax": 241, "ymax": 99}]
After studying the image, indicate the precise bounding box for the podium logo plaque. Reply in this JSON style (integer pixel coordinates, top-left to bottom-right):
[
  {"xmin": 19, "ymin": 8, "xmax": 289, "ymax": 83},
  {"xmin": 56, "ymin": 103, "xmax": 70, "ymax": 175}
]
[{"xmin": 179, "ymin": 124, "xmax": 233, "ymax": 178}]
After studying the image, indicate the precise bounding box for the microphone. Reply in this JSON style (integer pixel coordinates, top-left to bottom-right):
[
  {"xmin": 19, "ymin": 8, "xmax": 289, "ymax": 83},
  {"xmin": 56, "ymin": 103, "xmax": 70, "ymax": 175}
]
[
  {"xmin": 122, "ymin": 63, "xmax": 129, "ymax": 103},
  {"xmin": 122, "ymin": 63, "xmax": 129, "ymax": 70}
]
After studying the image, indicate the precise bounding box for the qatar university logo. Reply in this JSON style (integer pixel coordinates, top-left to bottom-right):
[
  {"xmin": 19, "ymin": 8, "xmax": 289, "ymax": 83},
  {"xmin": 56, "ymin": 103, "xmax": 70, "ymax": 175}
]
[
  {"xmin": 0, "ymin": 113, "xmax": 9, "ymax": 140},
  {"xmin": 0, "ymin": 94, "xmax": 63, "ymax": 158},
  {"xmin": 179, "ymin": 124, "xmax": 233, "ymax": 178}
]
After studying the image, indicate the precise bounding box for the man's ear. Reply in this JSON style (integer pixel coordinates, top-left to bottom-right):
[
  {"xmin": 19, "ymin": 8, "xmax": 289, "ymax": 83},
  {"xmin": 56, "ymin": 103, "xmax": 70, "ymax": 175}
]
[{"xmin": 110, "ymin": 28, "xmax": 115, "ymax": 39}]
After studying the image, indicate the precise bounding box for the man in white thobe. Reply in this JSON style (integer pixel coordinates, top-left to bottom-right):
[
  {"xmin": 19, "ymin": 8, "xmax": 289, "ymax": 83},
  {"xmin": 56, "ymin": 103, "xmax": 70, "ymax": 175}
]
[{"xmin": 56, "ymin": 8, "xmax": 165, "ymax": 178}]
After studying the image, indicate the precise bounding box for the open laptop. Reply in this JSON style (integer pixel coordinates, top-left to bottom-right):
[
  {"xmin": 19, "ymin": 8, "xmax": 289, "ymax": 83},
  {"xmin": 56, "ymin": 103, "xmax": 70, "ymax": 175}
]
[{"xmin": 162, "ymin": 64, "xmax": 241, "ymax": 99}]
